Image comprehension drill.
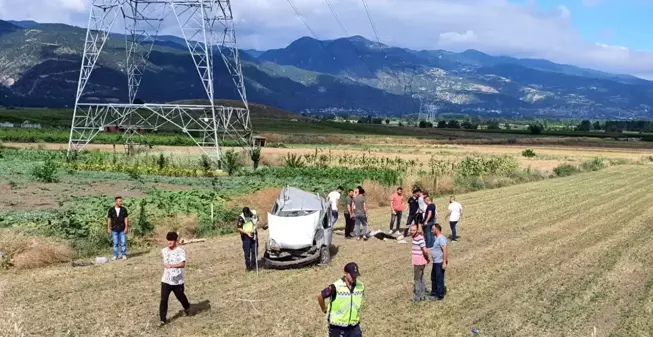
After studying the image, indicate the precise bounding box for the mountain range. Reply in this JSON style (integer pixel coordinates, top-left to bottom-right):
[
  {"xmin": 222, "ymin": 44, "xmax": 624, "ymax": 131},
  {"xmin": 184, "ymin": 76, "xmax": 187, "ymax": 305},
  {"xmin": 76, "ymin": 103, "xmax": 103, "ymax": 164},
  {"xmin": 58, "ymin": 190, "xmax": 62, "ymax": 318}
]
[{"xmin": 0, "ymin": 19, "xmax": 652, "ymax": 119}]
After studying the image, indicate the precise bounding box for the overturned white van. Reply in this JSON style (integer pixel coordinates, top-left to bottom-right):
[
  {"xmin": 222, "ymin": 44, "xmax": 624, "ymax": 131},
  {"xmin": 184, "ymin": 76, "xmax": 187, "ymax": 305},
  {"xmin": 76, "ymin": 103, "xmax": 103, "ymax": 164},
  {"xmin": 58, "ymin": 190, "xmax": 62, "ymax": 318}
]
[{"xmin": 263, "ymin": 186, "xmax": 334, "ymax": 268}]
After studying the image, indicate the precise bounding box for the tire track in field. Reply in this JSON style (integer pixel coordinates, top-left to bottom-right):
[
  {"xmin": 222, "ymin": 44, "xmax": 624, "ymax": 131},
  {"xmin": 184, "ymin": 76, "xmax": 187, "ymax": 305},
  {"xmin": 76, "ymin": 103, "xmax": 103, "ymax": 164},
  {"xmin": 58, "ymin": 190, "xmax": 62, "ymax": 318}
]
[
  {"xmin": 422, "ymin": 168, "xmax": 652, "ymax": 324},
  {"xmin": 451, "ymin": 167, "xmax": 650, "ymax": 275},
  {"xmin": 468, "ymin": 192, "xmax": 653, "ymax": 336},
  {"xmin": 426, "ymin": 167, "xmax": 642, "ymax": 245},
  {"xmin": 340, "ymin": 168, "xmax": 647, "ymax": 337},
  {"xmin": 446, "ymin": 196, "xmax": 653, "ymax": 336},
  {"xmin": 445, "ymin": 170, "xmax": 653, "ymax": 336}
]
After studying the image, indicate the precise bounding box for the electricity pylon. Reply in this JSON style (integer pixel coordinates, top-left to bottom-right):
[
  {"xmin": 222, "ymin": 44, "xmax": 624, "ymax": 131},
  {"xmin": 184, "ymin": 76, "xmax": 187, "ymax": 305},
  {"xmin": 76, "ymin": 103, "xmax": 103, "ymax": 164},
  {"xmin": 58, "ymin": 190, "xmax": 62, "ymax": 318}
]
[{"xmin": 67, "ymin": 0, "xmax": 253, "ymax": 167}]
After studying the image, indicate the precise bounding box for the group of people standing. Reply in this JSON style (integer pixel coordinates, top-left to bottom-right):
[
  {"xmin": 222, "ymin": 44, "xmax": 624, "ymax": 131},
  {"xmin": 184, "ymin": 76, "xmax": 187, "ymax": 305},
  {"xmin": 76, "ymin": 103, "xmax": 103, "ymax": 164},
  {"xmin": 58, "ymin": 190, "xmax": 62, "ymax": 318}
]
[
  {"xmin": 328, "ymin": 186, "xmax": 370, "ymax": 241},
  {"xmin": 392, "ymin": 188, "xmax": 463, "ymax": 244},
  {"xmin": 317, "ymin": 187, "xmax": 465, "ymax": 336},
  {"xmin": 391, "ymin": 188, "xmax": 463, "ymax": 302},
  {"xmin": 106, "ymin": 184, "xmax": 464, "ymax": 332}
]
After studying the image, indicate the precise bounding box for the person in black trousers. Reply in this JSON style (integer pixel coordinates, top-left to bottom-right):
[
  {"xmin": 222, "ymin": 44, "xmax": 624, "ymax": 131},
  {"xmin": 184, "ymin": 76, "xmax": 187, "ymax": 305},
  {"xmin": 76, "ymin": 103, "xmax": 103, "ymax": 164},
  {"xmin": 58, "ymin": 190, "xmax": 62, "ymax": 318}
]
[
  {"xmin": 237, "ymin": 207, "xmax": 268, "ymax": 271},
  {"xmin": 404, "ymin": 189, "xmax": 420, "ymax": 236},
  {"xmin": 343, "ymin": 189, "xmax": 355, "ymax": 238},
  {"xmin": 160, "ymin": 232, "xmax": 191, "ymax": 325},
  {"xmin": 429, "ymin": 224, "xmax": 448, "ymax": 301}
]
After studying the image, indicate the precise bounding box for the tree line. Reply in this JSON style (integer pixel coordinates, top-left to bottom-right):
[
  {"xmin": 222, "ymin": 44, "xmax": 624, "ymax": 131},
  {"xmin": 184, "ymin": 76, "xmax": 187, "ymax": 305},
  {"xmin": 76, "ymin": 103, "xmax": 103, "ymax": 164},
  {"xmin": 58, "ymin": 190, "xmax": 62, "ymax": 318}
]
[{"xmin": 575, "ymin": 120, "xmax": 653, "ymax": 133}]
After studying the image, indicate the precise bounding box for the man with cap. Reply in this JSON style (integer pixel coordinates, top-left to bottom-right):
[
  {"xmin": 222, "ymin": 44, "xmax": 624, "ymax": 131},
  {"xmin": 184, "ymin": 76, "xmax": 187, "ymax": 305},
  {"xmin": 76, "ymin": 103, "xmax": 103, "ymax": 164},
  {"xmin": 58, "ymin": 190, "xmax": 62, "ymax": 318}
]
[
  {"xmin": 317, "ymin": 262, "xmax": 365, "ymax": 337},
  {"xmin": 236, "ymin": 206, "xmax": 265, "ymax": 272}
]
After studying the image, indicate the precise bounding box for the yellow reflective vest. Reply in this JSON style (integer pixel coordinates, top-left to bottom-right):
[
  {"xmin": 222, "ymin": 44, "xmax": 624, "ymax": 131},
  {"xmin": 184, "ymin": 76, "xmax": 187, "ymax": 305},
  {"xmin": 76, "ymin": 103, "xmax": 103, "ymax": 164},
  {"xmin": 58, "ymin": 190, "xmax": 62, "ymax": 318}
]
[
  {"xmin": 327, "ymin": 278, "xmax": 365, "ymax": 327},
  {"xmin": 240, "ymin": 210, "xmax": 258, "ymax": 234}
]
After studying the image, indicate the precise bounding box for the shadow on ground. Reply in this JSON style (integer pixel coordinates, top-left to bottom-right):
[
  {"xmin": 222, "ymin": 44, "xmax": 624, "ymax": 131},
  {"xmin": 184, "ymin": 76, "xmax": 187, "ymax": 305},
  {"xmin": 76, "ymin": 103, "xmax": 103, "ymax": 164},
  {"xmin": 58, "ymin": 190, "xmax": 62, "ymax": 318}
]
[{"xmin": 168, "ymin": 300, "xmax": 211, "ymax": 323}]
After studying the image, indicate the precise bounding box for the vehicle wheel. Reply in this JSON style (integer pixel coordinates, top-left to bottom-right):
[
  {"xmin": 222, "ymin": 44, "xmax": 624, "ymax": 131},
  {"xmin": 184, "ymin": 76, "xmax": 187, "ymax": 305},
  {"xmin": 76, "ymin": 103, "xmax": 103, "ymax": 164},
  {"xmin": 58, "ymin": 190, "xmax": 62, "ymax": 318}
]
[{"xmin": 319, "ymin": 245, "xmax": 330, "ymax": 265}]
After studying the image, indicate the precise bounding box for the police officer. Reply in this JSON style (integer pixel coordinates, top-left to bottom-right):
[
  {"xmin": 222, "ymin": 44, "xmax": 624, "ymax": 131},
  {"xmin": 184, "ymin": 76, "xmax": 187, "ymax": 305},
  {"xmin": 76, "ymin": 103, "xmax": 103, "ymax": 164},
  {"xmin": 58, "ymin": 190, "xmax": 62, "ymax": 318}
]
[
  {"xmin": 236, "ymin": 207, "xmax": 261, "ymax": 272},
  {"xmin": 317, "ymin": 262, "xmax": 365, "ymax": 337}
]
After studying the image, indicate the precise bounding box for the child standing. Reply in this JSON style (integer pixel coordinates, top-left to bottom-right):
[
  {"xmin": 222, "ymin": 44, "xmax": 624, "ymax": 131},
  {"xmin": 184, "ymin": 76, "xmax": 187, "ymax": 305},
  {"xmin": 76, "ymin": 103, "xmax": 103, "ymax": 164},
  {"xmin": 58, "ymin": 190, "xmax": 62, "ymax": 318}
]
[{"xmin": 159, "ymin": 231, "xmax": 191, "ymax": 325}]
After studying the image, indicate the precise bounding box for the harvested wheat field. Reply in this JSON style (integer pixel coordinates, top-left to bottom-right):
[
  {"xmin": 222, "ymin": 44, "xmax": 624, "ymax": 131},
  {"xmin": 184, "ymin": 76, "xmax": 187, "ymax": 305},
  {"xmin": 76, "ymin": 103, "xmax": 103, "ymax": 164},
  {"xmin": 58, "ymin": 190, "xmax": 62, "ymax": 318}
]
[{"xmin": 3, "ymin": 165, "xmax": 653, "ymax": 337}]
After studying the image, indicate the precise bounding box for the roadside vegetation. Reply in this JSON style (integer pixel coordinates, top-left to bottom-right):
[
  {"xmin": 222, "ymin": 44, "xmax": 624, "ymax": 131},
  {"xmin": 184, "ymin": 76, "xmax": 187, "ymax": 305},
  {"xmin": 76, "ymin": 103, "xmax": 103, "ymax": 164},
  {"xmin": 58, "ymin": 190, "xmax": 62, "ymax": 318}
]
[{"xmin": 0, "ymin": 142, "xmax": 637, "ymax": 270}]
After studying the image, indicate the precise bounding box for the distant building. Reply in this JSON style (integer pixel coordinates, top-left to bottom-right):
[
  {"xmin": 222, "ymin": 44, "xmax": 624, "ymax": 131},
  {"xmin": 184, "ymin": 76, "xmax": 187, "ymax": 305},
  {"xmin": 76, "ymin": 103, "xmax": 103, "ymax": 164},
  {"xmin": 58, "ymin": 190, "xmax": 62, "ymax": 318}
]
[
  {"xmin": 21, "ymin": 121, "xmax": 41, "ymax": 129},
  {"xmin": 103, "ymin": 125, "xmax": 145, "ymax": 134},
  {"xmin": 254, "ymin": 135, "xmax": 267, "ymax": 147},
  {"xmin": 0, "ymin": 122, "xmax": 14, "ymax": 128}
]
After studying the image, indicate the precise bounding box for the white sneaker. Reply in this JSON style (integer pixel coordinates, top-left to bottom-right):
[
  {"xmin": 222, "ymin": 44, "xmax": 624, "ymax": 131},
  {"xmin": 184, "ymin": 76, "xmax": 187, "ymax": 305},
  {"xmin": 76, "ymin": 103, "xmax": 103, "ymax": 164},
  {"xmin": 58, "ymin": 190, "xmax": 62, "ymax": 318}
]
[
  {"xmin": 111, "ymin": 256, "xmax": 117, "ymax": 261},
  {"xmin": 121, "ymin": 256, "xmax": 127, "ymax": 260}
]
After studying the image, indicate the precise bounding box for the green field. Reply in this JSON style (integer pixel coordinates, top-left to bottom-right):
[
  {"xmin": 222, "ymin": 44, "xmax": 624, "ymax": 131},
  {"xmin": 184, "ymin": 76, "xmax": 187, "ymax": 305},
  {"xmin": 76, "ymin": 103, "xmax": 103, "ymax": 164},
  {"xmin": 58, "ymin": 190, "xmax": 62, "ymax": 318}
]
[{"xmin": 2, "ymin": 165, "xmax": 653, "ymax": 336}]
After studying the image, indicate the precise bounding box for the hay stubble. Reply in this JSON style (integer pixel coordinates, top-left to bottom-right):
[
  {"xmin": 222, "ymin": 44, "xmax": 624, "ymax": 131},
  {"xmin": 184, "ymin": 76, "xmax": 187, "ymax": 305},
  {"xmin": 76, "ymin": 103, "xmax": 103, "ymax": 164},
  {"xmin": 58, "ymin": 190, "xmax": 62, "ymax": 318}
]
[{"xmin": 2, "ymin": 166, "xmax": 653, "ymax": 336}]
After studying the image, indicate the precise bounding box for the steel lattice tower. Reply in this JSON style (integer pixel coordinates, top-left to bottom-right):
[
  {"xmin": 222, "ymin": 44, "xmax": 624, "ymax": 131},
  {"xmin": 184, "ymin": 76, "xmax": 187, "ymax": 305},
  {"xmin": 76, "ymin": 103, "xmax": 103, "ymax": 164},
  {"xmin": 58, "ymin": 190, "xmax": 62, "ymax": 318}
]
[
  {"xmin": 413, "ymin": 93, "xmax": 438, "ymax": 123},
  {"xmin": 67, "ymin": 0, "xmax": 253, "ymax": 167}
]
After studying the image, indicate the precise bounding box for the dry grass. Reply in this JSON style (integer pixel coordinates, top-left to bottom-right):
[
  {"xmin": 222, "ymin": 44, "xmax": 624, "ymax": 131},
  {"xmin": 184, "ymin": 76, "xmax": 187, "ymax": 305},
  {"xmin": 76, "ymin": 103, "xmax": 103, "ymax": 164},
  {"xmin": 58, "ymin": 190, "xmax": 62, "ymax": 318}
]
[
  {"xmin": 0, "ymin": 229, "xmax": 74, "ymax": 270},
  {"xmin": 227, "ymin": 187, "xmax": 281, "ymax": 225},
  {"xmin": 152, "ymin": 215, "xmax": 199, "ymax": 245},
  {"xmin": 3, "ymin": 165, "xmax": 653, "ymax": 336},
  {"xmin": 5, "ymin": 141, "xmax": 650, "ymax": 173}
]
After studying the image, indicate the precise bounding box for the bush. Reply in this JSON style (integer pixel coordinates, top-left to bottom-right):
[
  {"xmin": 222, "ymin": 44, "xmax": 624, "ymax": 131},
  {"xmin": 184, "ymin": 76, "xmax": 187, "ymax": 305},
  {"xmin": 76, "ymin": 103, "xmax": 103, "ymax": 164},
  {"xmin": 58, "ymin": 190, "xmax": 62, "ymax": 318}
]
[
  {"xmin": 196, "ymin": 214, "xmax": 215, "ymax": 237},
  {"xmin": 457, "ymin": 156, "xmax": 519, "ymax": 177},
  {"xmin": 250, "ymin": 147, "xmax": 261, "ymax": 170},
  {"xmin": 528, "ymin": 124, "xmax": 543, "ymax": 135},
  {"xmin": 132, "ymin": 199, "xmax": 154, "ymax": 236},
  {"xmin": 283, "ymin": 153, "xmax": 305, "ymax": 168},
  {"xmin": 581, "ymin": 158, "xmax": 606, "ymax": 172},
  {"xmin": 157, "ymin": 154, "xmax": 167, "ymax": 170},
  {"xmin": 522, "ymin": 149, "xmax": 536, "ymax": 158},
  {"xmin": 553, "ymin": 164, "xmax": 580, "ymax": 177},
  {"xmin": 200, "ymin": 155, "xmax": 212, "ymax": 172},
  {"xmin": 222, "ymin": 150, "xmax": 244, "ymax": 176},
  {"xmin": 31, "ymin": 157, "xmax": 59, "ymax": 183}
]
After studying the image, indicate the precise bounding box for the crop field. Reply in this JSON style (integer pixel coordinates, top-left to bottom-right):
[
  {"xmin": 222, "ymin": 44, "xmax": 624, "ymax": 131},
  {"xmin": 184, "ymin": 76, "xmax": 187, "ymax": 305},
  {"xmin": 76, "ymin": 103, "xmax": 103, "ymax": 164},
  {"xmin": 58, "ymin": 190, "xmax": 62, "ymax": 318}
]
[
  {"xmin": 2, "ymin": 165, "xmax": 653, "ymax": 336},
  {"xmin": 6, "ymin": 141, "xmax": 651, "ymax": 173}
]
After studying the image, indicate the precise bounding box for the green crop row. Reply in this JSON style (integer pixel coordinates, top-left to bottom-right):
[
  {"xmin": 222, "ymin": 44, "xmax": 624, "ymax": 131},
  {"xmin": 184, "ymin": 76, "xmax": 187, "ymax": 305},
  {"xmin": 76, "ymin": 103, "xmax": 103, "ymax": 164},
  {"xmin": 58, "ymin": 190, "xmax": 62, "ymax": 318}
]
[
  {"xmin": 0, "ymin": 128, "xmax": 240, "ymax": 146},
  {"xmin": 244, "ymin": 166, "xmax": 402, "ymax": 186}
]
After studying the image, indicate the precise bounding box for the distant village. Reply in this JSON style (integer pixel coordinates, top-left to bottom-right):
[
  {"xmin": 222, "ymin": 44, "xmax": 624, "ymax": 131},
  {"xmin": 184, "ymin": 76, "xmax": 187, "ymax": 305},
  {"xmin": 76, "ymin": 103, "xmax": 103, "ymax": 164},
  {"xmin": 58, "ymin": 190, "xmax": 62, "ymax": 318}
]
[{"xmin": 0, "ymin": 120, "xmax": 42, "ymax": 129}]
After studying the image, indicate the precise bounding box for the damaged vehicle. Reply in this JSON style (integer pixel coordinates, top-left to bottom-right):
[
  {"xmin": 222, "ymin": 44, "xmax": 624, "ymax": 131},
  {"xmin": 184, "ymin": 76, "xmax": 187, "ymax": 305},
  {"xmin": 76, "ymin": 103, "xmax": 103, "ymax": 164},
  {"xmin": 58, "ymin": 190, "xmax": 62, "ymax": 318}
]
[{"xmin": 263, "ymin": 186, "xmax": 334, "ymax": 268}]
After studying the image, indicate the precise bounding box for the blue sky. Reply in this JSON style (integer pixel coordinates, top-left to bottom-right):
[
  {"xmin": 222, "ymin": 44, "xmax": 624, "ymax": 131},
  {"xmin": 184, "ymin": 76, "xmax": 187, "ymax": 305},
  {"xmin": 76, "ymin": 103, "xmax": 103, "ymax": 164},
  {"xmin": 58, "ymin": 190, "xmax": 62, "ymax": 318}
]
[
  {"xmin": 511, "ymin": 0, "xmax": 652, "ymax": 51},
  {"xmin": 1, "ymin": 0, "xmax": 653, "ymax": 78}
]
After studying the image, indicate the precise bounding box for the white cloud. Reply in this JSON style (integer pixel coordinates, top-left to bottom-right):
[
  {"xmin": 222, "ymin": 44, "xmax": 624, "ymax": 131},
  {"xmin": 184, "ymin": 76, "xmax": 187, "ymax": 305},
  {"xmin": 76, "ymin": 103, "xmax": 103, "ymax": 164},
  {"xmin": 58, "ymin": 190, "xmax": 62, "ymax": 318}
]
[
  {"xmin": 1, "ymin": 0, "xmax": 653, "ymax": 78},
  {"xmin": 0, "ymin": 0, "xmax": 87, "ymax": 23},
  {"xmin": 439, "ymin": 30, "xmax": 478, "ymax": 46}
]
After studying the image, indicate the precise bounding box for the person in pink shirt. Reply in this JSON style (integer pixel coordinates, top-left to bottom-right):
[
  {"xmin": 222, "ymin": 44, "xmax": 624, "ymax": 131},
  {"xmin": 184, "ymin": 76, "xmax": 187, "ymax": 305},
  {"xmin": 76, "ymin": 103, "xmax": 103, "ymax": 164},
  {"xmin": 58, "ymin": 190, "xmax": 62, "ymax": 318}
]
[
  {"xmin": 389, "ymin": 187, "xmax": 404, "ymax": 234},
  {"xmin": 410, "ymin": 224, "xmax": 430, "ymax": 302}
]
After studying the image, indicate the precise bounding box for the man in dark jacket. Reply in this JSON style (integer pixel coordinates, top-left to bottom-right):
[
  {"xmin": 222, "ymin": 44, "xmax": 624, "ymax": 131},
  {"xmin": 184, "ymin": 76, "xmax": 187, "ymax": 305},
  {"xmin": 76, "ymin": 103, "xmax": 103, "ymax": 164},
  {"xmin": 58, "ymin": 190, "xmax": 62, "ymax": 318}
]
[
  {"xmin": 403, "ymin": 190, "xmax": 420, "ymax": 236},
  {"xmin": 107, "ymin": 196, "xmax": 129, "ymax": 260}
]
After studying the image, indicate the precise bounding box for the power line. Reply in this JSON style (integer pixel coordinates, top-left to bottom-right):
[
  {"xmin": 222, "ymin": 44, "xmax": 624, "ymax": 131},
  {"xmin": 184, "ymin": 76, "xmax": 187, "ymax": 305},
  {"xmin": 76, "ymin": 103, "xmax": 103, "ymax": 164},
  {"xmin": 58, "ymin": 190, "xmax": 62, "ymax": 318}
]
[
  {"xmin": 359, "ymin": 0, "xmax": 403, "ymax": 86},
  {"xmin": 360, "ymin": 0, "xmax": 381, "ymax": 44},
  {"xmin": 285, "ymin": 0, "xmax": 320, "ymax": 39},
  {"xmin": 324, "ymin": 0, "xmax": 348, "ymax": 36},
  {"xmin": 322, "ymin": 0, "xmax": 379, "ymax": 81},
  {"xmin": 359, "ymin": 0, "xmax": 419, "ymax": 115}
]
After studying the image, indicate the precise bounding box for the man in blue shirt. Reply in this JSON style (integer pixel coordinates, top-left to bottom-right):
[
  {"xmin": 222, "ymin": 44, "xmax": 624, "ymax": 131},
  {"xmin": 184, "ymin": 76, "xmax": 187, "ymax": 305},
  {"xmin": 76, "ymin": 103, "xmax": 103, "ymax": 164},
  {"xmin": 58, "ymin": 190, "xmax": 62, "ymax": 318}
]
[{"xmin": 430, "ymin": 224, "xmax": 448, "ymax": 300}]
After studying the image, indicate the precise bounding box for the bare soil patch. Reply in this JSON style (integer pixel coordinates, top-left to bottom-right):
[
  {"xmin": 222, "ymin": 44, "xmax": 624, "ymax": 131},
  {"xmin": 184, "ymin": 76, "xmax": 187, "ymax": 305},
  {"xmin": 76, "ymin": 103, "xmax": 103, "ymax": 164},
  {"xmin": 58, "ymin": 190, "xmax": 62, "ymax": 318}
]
[{"xmin": 0, "ymin": 180, "xmax": 144, "ymax": 212}]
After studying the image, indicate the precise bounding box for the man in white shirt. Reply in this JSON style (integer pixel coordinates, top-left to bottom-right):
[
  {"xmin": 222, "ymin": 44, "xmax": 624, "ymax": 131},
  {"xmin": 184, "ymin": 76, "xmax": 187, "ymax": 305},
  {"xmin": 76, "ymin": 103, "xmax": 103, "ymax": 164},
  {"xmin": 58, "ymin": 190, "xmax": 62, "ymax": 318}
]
[
  {"xmin": 327, "ymin": 186, "xmax": 343, "ymax": 226},
  {"xmin": 417, "ymin": 191, "xmax": 427, "ymax": 225},
  {"xmin": 447, "ymin": 195, "xmax": 463, "ymax": 242},
  {"xmin": 159, "ymin": 231, "xmax": 191, "ymax": 325}
]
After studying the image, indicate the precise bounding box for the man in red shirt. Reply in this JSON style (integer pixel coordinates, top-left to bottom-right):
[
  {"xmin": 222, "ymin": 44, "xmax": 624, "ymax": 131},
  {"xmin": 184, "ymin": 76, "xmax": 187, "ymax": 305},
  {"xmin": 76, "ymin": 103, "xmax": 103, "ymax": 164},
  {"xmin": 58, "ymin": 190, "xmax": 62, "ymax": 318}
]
[{"xmin": 389, "ymin": 187, "xmax": 404, "ymax": 234}]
